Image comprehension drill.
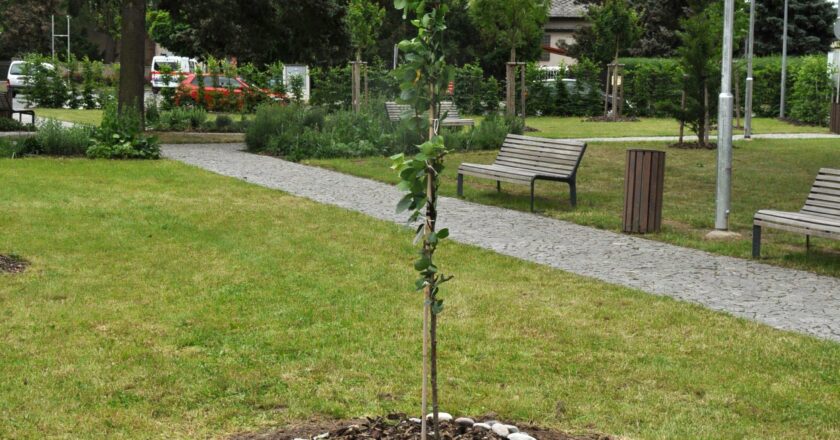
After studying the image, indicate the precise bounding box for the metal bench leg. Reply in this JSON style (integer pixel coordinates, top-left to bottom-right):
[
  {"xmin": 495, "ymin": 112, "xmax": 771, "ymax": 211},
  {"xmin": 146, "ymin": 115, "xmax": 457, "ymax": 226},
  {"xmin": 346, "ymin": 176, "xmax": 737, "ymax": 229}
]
[
  {"xmin": 569, "ymin": 180, "xmax": 577, "ymax": 207},
  {"xmin": 806, "ymin": 235, "xmax": 811, "ymax": 253},
  {"xmin": 530, "ymin": 180, "xmax": 536, "ymax": 212},
  {"xmin": 497, "ymin": 181, "xmax": 501, "ymax": 193},
  {"xmin": 457, "ymin": 173, "xmax": 464, "ymax": 197},
  {"xmin": 752, "ymin": 225, "xmax": 762, "ymax": 258}
]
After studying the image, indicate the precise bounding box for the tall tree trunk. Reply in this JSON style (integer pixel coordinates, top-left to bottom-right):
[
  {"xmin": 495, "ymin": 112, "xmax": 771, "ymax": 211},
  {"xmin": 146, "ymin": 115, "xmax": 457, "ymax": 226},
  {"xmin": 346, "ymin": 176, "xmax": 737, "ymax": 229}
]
[
  {"xmin": 612, "ymin": 49, "xmax": 619, "ymax": 120},
  {"xmin": 118, "ymin": 0, "xmax": 146, "ymax": 130}
]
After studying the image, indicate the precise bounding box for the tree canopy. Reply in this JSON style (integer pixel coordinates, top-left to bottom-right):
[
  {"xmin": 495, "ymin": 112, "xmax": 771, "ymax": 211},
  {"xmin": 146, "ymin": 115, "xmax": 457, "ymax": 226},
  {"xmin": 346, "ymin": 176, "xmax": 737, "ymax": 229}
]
[
  {"xmin": 754, "ymin": 0, "xmax": 837, "ymax": 56},
  {"xmin": 468, "ymin": 0, "xmax": 550, "ymax": 62}
]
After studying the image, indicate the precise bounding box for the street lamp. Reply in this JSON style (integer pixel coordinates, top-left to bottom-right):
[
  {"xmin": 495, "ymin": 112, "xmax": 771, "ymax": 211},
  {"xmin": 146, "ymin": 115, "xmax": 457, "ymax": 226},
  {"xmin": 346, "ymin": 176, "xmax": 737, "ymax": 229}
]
[
  {"xmin": 712, "ymin": 0, "xmax": 737, "ymax": 235},
  {"xmin": 744, "ymin": 0, "xmax": 757, "ymax": 139},
  {"xmin": 780, "ymin": 0, "xmax": 789, "ymax": 119}
]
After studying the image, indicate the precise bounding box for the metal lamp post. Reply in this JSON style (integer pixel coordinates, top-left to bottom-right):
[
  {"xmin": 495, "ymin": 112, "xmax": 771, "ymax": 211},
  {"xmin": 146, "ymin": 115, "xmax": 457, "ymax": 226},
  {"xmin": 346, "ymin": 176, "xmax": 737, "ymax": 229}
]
[
  {"xmin": 744, "ymin": 0, "xmax": 757, "ymax": 139},
  {"xmin": 714, "ymin": 0, "xmax": 736, "ymax": 233},
  {"xmin": 780, "ymin": 0, "xmax": 789, "ymax": 119}
]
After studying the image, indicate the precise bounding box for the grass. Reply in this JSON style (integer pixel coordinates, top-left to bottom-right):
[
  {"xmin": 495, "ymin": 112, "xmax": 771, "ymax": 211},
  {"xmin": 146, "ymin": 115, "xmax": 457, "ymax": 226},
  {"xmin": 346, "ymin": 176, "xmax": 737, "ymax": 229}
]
[
  {"xmin": 521, "ymin": 117, "xmax": 830, "ymax": 139},
  {"xmin": 36, "ymin": 108, "xmax": 252, "ymax": 127},
  {"xmin": 308, "ymin": 138, "xmax": 840, "ymax": 277},
  {"xmin": 1, "ymin": 159, "xmax": 839, "ymax": 439}
]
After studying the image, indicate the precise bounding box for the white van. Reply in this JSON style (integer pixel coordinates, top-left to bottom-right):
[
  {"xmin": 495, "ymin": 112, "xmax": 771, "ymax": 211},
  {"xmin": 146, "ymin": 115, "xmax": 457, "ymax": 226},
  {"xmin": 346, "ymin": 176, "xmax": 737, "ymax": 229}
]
[{"xmin": 150, "ymin": 55, "xmax": 199, "ymax": 93}]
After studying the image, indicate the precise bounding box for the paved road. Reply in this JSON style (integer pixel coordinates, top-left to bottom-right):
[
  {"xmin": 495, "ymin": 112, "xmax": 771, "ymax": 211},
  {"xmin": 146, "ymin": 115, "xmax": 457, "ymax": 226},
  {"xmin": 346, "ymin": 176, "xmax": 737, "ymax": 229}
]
[{"xmin": 163, "ymin": 143, "xmax": 840, "ymax": 343}]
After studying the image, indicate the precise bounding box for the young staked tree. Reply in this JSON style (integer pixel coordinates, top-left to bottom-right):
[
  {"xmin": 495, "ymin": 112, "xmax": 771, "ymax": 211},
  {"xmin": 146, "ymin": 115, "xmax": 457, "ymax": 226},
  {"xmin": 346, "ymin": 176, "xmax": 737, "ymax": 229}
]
[
  {"xmin": 585, "ymin": 0, "xmax": 641, "ymax": 119},
  {"xmin": 391, "ymin": 1, "xmax": 454, "ymax": 440},
  {"xmin": 469, "ymin": 0, "xmax": 549, "ymax": 115},
  {"xmin": 675, "ymin": 1, "xmax": 746, "ymax": 147},
  {"xmin": 346, "ymin": 0, "xmax": 385, "ymax": 112}
]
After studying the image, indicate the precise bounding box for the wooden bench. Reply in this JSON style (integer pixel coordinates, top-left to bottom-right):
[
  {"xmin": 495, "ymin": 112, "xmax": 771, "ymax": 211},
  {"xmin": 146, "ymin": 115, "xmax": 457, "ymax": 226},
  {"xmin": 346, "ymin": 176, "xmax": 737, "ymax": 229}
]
[
  {"xmin": 0, "ymin": 86, "xmax": 34, "ymax": 123},
  {"xmin": 457, "ymin": 134, "xmax": 587, "ymax": 212},
  {"xmin": 753, "ymin": 168, "xmax": 840, "ymax": 257},
  {"xmin": 385, "ymin": 101, "xmax": 474, "ymax": 127}
]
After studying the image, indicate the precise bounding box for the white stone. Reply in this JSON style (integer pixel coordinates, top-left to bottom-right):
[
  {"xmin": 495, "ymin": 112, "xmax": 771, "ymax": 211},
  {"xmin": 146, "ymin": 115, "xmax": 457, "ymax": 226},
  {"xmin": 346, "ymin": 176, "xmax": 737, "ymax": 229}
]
[
  {"xmin": 426, "ymin": 412, "xmax": 453, "ymax": 422},
  {"xmin": 473, "ymin": 423, "xmax": 491, "ymax": 430},
  {"xmin": 491, "ymin": 424, "xmax": 510, "ymax": 437},
  {"xmin": 508, "ymin": 434, "xmax": 536, "ymax": 440},
  {"xmin": 504, "ymin": 425, "xmax": 519, "ymax": 433},
  {"xmin": 455, "ymin": 417, "xmax": 475, "ymax": 426},
  {"xmin": 314, "ymin": 433, "xmax": 329, "ymax": 440},
  {"xmin": 409, "ymin": 418, "xmax": 422, "ymax": 424}
]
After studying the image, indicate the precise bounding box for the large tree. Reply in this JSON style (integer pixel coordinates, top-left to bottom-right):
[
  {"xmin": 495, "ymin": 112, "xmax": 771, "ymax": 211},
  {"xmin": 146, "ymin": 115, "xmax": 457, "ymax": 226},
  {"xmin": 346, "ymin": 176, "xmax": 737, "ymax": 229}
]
[
  {"xmin": 754, "ymin": 0, "xmax": 837, "ymax": 56},
  {"xmin": 117, "ymin": 0, "xmax": 146, "ymax": 128},
  {"xmin": 150, "ymin": 0, "xmax": 349, "ymax": 66},
  {"xmin": 0, "ymin": 0, "xmax": 62, "ymax": 59},
  {"xmin": 469, "ymin": 0, "xmax": 550, "ymax": 64}
]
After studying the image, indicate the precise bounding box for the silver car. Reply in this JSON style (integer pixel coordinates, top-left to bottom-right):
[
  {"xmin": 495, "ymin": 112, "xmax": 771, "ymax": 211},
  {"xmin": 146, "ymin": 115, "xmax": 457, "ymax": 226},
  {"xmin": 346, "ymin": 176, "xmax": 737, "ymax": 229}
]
[{"xmin": 6, "ymin": 60, "xmax": 55, "ymax": 96}]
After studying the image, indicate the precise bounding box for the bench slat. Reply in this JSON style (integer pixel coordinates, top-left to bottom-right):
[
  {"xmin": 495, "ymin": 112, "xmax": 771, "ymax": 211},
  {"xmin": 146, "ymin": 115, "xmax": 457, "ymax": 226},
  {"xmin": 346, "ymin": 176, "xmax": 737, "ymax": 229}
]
[
  {"xmin": 504, "ymin": 138, "xmax": 586, "ymax": 154},
  {"xmin": 755, "ymin": 210, "xmax": 840, "ymax": 233},
  {"xmin": 494, "ymin": 157, "xmax": 574, "ymax": 175},
  {"xmin": 500, "ymin": 143, "xmax": 583, "ymax": 160},
  {"xmin": 801, "ymin": 205, "xmax": 840, "ymax": 217},
  {"xmin": 506, "ymin": 134, "xmax": 586, "ymax": 147},
  {"xmin": 819, "ymin": 168, "xmax": 840, "ymax": 177},
  {"xmin": 497, "ymin": 150, "xmax": 579, "ymax": 167}
]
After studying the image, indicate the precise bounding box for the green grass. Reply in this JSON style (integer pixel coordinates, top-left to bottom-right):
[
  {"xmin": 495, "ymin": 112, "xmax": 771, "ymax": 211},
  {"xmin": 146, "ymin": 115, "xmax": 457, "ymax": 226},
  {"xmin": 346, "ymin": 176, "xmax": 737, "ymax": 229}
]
[
  {"xmin": 308, "ymin": 139, "xmax": 840, "ymax": 277},
  {"xmin": 521, "ymin": 117, "xmax": 829, "ymax": 139},
  {"xmin": 1, "ymin": 158, "xmax": 839, "ymax": 439},
  {"xmin": 36, "ymin": 108, "xmax": 252, "ymax": 127}
]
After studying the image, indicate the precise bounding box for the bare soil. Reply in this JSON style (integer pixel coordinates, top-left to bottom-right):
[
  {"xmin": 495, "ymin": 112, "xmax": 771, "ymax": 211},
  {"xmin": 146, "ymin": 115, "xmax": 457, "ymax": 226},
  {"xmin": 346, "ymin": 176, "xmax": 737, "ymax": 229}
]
[
  {"xmin": 229, "ymin": 415, "xmax": 611, "ymax": 440},
  {"xmin": 0, "ymin": 254, "xmax": 28, "ymax": 274}
]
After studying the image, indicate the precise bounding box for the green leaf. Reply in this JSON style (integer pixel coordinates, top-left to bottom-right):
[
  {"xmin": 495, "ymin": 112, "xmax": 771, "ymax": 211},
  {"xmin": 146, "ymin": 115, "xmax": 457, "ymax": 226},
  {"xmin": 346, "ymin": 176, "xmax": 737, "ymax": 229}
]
[
  {"xmin": 414, "ymin": 256, "xmax": 431, "ymax": 271},
  {"xmin": 396, "ymin": 194, "xmax": 414, "ymax": 213},
  {"xmin": 431, "ymin": 299, "xmax": 444, "ymax": 315},
  {"xmin": 437, "ymin": 228, "xmax": 449, "ymax": 239},
  {"xmin": 394, "ymin": 0, "xmax": 407, "ymax": 10}
]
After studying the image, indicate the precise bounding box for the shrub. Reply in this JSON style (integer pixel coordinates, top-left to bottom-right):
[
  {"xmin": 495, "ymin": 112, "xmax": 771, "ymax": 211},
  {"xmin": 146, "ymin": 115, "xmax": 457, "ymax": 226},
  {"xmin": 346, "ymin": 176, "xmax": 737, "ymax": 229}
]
[
  {"xmin": 0, "ymin": 137, "xmax": 27, "ymax": 157},
  {"xmin": 789, "ymin": 55, "xmax": 833, "ymax": 125},
  {"xmin": 21, "ymin": 54, "xmax": 68, "ymax": 109},
  {"xmin": 0, "ymin": 118, "xmax": 31, "ymax": 132},
  {"xmin": 34, "ymin": 120, "xmax": 94, "ymax": 156},
  {"xmin": 154, "ymin": 107, "xmax": 207, "ymax": 131},
  {"xmin": 89, "ymin": 101, "xmax": 160, "ymax": 159},
  {"xmin": 214, "ymin": 114, "xmax": 234, "ymax": 130},
  {"xmin": 246, "ymin": 104, "xmax": 307, "ymax": 154}
]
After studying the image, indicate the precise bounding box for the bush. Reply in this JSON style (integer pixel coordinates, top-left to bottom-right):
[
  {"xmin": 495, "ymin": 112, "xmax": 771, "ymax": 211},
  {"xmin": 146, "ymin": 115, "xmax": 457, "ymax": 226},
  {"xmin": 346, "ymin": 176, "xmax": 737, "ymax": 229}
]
[
  {"xmin": 21, "ymin": 54, "xmax": 68, "ymax": 109},
  {"xmin": 310, "ymin": 63, "xmax": 399, "ymax": 111},
  {"xmin": 89, "ymin": 101, "xmax": 160, "ymax": 159},
  {"xmin": 0, "ymin": 117, "xmax": 32, "ymax": 132},
  {"xmin": 34, "ymin": 119, "xmax": 94, "ymax": 156},
  {"xmin": 214, "ymin": 114, "xmax": 234, "ymax": 130},
  {"xmin": 788, "ymin": 55, "xmax": 833, "ymax": 125},
  {"xmin": 154, "ymin": 107, "xmax": 208, "ymax": 131},
  {"xmin": 0, "ymin": 137, "xmax": 28, "ymax": 157}
]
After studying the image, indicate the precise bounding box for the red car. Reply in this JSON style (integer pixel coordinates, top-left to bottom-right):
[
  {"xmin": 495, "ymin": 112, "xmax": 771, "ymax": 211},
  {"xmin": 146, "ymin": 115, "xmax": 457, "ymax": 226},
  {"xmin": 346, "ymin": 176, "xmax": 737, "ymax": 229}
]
[{"xmin": 174, "ymin": 74, "xmax": 284, "ymax": 110}]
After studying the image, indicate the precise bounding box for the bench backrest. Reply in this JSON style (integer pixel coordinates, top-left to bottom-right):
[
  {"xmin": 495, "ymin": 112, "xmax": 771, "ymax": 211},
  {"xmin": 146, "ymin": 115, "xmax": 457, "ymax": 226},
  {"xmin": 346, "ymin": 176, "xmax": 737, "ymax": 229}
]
[
  {"xmin": 494, "ymin": 134, "xmax": 587, "ymax": 178},
  {"xmin": 439, "ymin": 101, "xmax": 461, "ymax": 120},
  {"xmin": 386, "ymin": 101, "xmax": 464, "ymax": 122},
  {"xmin": 385, "ymin": 102, "xmax": 412, "ymax": 122},
  {"xmin": 801, "ymin": 168, "xmax": 840, "ymax": 219}
]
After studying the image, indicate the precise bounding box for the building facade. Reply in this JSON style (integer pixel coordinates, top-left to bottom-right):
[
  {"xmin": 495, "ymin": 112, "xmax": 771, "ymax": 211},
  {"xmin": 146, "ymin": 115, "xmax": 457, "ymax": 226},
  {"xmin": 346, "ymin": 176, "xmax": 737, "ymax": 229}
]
[{"xmin": 540, "ymin": 0, "xmax": 588, "ymax": 67}]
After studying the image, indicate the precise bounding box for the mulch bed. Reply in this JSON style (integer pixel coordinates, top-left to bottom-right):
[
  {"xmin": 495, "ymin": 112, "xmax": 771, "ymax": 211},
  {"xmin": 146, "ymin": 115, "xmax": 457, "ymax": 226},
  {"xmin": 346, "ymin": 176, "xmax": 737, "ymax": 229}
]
[
  {"xmin": 230, "ymin": 415, "xmax": 612, "ymax": 440},
  {"xmin": 0, "ymin": 254, "xmax": 28, "ymax": 274}
]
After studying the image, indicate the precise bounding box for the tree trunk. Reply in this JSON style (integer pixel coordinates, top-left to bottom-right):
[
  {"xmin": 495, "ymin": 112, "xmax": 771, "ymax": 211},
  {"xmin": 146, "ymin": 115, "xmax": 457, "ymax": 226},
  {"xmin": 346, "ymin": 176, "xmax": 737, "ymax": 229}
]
[
  {"xmin": 118, "ymin": 0, "xmax": 146, "ymax": 130},
  {"xmin": 612, "ymin": 51, "xmax": 619, "ymax": 120}
]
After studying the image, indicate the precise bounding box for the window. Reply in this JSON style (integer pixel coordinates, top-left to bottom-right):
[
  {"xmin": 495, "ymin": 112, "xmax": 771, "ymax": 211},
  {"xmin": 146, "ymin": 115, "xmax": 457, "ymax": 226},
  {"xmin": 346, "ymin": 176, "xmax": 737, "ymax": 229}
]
[
  {"xmin": 153, "ymin": 61, "xmax": 181, "ymax": 73},
  {"xmin": 540, "ymin": 34, "xmax": 552, "ymax": 62}
]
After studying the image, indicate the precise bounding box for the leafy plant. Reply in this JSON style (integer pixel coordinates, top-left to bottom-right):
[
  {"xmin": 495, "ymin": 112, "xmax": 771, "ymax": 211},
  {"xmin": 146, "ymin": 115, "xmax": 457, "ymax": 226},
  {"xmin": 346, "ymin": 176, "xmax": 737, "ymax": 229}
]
[
  {"xmin": 33, "ymin": 120, "xmax": 94, "ymax": 156},
  {"xmin": 89, "ymin": 101, "xmax": 160, "ymax": 159},
  {"xmin": 789, "ymin": 55, "xmax": 833, "ymax": 126},
  {"xmin": 392, "ymin": 1, "xmax": 454, "ymax": 438}
]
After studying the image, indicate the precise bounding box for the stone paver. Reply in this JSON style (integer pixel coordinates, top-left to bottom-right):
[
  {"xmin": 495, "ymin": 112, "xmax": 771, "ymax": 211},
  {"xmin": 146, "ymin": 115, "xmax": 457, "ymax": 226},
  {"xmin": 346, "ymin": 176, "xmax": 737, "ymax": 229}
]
[{"xmin": 163, "ymin": 143, "xmax": 840, "ymax": 342}]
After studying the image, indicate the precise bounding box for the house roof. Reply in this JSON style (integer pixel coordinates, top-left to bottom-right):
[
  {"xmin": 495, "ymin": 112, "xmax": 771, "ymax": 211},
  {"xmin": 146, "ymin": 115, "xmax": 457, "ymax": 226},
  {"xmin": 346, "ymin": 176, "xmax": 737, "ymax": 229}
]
[{"xmin": 549, "ymin": 0, "xmax": 587, "ymax": 18}]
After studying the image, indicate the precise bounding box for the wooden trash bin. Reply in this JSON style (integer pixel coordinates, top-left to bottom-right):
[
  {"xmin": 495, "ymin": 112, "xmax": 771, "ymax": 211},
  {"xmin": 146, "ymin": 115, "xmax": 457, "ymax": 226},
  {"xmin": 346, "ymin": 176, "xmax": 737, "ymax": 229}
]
[
  {"xmin": 831, "ymin": 103, "xmax": 840, "ymax": 135},
  {"xmin": 623, "ymin": 149, "xmax": 665, "ymax": 234}
]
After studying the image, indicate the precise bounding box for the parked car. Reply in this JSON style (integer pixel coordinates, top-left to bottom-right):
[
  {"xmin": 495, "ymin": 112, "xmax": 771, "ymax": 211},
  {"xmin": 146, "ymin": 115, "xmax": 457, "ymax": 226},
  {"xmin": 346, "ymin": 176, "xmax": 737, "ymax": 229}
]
[
  {"xmin": 174, "ymin": 74, "xmax": 284, "ymax": 110},
  {"xmin": 150, "ymin": 55, "xmax": 200, "ymax": 94},
  {"xmin": 6, "ymin": 60, "xmax": 55, "ymax": 97}
]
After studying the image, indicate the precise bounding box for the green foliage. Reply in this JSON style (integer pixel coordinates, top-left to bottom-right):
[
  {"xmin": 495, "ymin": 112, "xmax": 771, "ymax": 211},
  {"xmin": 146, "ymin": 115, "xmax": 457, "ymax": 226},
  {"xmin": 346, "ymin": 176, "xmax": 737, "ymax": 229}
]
[
  {"xmin": 20, "ymin": 54, "xmax": 68, "ymax": 109},
  {"xmin": 346, "ymin": 0, "xmax": 385, "ymax": 59},
  {"xmin": 586, "ymin": 0, "xmax": 642, "ymax": 65},
  {"xmin": 0, "ymin": 137, "xmax": 27, "ymax": 158},
  {"xmin": 310, "ymin": 63, "xmax": 399, "ymax": 111},
  {"xmin": 290, "ymin": 75, "xmax": 305, "ymax": 104},
  {"xmin": 89, "ymin": 101, "xmax": 160, "ymax": 159},
  {"xmin": 80, "ymin": 57, "xmax": 105, "ymax": 109},
  {"xmin": 469, "ymin": 0, "xmax": 550, "ymax": 62},
  {"xmin": 33, "ymin": 119, "xmax": 94, "ymax": 156},
  {"xmin": 452, "ymin": 62, "xmax": 500, "ymax": 115},
  {"xmin": 788, "ymin": 56, "xmax": 834, "ymax": 126},
  {"xmin": 0, "ymin": 117, "xmax": 31, "ymax": 132},
  {"xmin": 621, "ymin": 58, "xmax": 683, "ymax": 117}
]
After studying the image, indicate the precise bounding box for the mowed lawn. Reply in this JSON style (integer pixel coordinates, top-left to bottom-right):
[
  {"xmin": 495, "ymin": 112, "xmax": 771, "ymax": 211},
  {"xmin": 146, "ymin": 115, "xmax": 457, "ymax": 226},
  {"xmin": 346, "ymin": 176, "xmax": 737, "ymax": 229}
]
[
  {"xmin": 1, "ymin": 158, "xmax": 839, "ymax": 439},
  {"xmin": 524, "ymin": 116, "xmax": 829, "ymax": 138},
  {"xmin": 309, "ymin": 138, "xmax": 840, "ymax": 277}
]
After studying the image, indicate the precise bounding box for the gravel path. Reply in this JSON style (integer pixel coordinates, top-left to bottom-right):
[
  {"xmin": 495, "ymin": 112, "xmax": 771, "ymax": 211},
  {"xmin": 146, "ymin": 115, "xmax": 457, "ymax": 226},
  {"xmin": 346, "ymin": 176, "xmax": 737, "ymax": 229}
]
[{"xmin": 163, "ymin": 143, "xmax": 840, "ymax": 342}]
